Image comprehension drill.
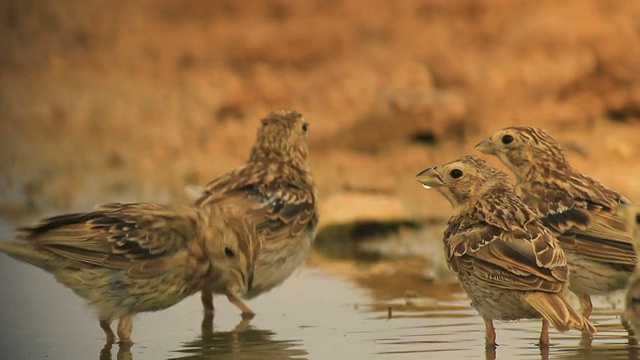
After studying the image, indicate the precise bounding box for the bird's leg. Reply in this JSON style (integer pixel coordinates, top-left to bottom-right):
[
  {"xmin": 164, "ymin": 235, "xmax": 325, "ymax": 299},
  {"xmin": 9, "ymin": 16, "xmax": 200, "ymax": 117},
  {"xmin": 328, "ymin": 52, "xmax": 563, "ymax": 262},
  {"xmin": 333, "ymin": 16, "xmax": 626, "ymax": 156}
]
[
  {"xmin": 201, "ymin": 284, "xmax": 215, "ymax": 317},
  {"xmin": 233, "ymin": 317, "xmax": 252, "ymax": 333},
  {"xmin": 117, "ymin": 315, "xmax": 134, "ymax": 345},
  {"xmin": 578, "ymin": 294, "xmax": 593, "ymax": 319},
  {"xmin": 225, "ymin": 290, "xmax": 255, "ymax": 319},
  {"xmin": 200, "ymin": 284, "xmax": 215, "ymax": 337},
  {"xmin": 539, "ymin": 319, "xmax": 550, "ymax": 347},
  {"xmin": 483, "ymin": 316, "xmax": 497, "ymax": 347},
  {"xmin": 100, "ymin": 319, "xmax": 116, "ymax": 343}
]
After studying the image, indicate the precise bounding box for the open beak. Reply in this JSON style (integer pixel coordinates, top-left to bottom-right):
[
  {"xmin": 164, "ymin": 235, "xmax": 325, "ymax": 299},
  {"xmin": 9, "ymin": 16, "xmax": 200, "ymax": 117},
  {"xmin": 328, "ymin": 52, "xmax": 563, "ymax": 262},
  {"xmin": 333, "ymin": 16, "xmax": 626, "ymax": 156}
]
[
  {"xmin": 247, "ymin": 265, "xmax": 255, "ymax": 292},
  {"xmin": 416, "ymin": 167, "xmax": 444, "ymax": 189},
  {"xmin": 475, "ymin": 137, "xmax": 496, "ymax": 154}
]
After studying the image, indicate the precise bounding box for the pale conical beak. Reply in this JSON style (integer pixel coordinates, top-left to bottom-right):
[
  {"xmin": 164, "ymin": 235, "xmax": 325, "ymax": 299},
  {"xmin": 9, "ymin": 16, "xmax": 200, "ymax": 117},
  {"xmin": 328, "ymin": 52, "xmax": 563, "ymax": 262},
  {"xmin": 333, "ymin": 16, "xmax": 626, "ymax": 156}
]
[
  {"xmin": 475, "ymin": 137, "xmax": 496, "ymax": 154},
  {"xmin": 416, "ymin": 167, "xmax": 444, "ymax": 189}
]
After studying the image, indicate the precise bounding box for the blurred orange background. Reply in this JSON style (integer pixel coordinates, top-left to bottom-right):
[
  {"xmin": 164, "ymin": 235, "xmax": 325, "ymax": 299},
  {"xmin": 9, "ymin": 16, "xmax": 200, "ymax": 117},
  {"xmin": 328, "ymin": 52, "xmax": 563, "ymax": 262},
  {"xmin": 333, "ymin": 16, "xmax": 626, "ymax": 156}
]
[{"xmin": 1, "ymin": 0, "xmax": 639, "ymax": 227}]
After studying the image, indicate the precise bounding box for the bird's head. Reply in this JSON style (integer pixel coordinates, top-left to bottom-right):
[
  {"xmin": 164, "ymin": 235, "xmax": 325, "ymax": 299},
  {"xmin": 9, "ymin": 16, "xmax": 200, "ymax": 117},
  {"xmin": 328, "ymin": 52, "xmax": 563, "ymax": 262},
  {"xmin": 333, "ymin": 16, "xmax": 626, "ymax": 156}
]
[
  {"xmin": 250, "ymin": 110, "xmax": 310, "ymax": 168},
  {"xmin": 475, "ymin": 126, "xmax": 568, "ymax": 182},
  {"xmin": 416, "ymin": 155, "xmax": 512, "ymax": 209},
  {"xmin": 203, "ymin": 209, "xmax": 261, "ymax": 295}
]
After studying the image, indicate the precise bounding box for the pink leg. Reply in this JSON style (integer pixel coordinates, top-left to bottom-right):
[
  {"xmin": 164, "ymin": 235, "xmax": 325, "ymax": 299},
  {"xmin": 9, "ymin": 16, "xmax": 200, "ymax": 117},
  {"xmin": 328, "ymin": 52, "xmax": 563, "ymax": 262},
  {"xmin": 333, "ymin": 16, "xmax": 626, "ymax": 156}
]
[
  {"xmin": 539, "ymin": 319, "xmax": 550, "ymax": 347},
  {"xmin": 201, "ymin": 284, "xmax": 214, "ymax": 317},
  {"xmin": 226, "ymin": 290, "xmax": 255, "ymax": 318},
  {"xmin": 117, "ymin": 315, "xmax": 134, "ymax": 345},
  {"xmin": 483, "ymin": 316, "xmax": 496, "ymax": 347},
  {"xmin": 100, "ymin": 319, "xmax": 116, "ymax": 343}
]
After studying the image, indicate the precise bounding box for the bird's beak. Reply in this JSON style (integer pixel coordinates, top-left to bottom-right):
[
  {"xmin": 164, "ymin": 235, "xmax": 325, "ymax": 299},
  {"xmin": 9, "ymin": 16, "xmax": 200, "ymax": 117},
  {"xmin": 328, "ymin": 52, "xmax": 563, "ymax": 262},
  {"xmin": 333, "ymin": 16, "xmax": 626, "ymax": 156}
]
[
  {"xmin": 416, "ymin": 167, "xmax": 444, "ymax": 189},
  {"xmin": 247, "ymin": 265, "xmax": 255, "ymax": 292},
  {"xmin": 475, "ymin": 137, "xmax": 496, "ymax": 154}
]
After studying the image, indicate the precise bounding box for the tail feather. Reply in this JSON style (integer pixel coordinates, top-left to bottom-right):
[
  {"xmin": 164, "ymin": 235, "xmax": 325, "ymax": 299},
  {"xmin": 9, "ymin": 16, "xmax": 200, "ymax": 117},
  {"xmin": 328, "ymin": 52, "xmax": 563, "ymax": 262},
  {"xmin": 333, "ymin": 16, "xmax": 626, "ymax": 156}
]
[
  {"xmin": 0, "ymin": 241, "xmax": 58, "ymax": 271},
  {"xmin": 525, "ymin": 292, "xmax": 596, "ymax": 335}
]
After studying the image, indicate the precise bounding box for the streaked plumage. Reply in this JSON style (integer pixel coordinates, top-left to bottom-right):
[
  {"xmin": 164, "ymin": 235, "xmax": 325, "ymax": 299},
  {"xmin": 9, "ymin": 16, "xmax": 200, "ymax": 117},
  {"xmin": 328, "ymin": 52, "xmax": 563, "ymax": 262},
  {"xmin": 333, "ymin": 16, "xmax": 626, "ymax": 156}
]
[
  {"xmin": 624, "ymin": 206, "xmax": 640, "ymax": 343},
  {"xmin": 476, "ymin": 126, "xmax": 636, "ymax": 323},
  {"xmin": 195, "ymin": 110, "xmax": 318, "ymax": 316},
  {"xmin": 416, "ymin": 155, "xmax": 595, "ymax": 346},
  {"xmin": 0, "ymin": 203, "xmax": 260, "ymax": 344}
]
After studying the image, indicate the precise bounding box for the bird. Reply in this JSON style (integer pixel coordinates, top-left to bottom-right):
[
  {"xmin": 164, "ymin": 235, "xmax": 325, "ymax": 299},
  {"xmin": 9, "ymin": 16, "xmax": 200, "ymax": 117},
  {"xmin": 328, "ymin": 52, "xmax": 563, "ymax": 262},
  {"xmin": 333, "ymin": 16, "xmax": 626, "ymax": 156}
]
[
  {"xmin": 0, "ymin": 202, "xmax": 261, "ymax": 344},
  {"xmin": 476, "ymin": 125, "xmax": 636, "ymax": 328},
  {"xmin": 416, "ymin": 155, "xmax": 595, "ymax": 347},
  {"xmin": 194, "ymin": 109, "xmax": 318, "ymax": 318},
  {"xmin": 624, "ymin": 206, "xmax": 640, "ymax": 344}
]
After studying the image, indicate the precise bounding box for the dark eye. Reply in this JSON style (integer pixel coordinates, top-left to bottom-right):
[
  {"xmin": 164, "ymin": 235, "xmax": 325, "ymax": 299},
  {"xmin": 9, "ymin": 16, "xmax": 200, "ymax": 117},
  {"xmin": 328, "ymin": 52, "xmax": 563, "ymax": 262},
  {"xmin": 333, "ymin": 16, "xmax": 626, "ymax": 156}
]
[
  {"xmin": 224, "ymin": 247, "xmax": 236, "ymax": 258},
  {"xmin": 501, "ymin": 134, "xmax": 514, "ymax": 144},
  {"xmin": 450, "ymin": 169, "xmax": 463, "ymax": 179},
  {"xmin": 301, "ymin": 122, "xmax": 309, "ymax": 133}
]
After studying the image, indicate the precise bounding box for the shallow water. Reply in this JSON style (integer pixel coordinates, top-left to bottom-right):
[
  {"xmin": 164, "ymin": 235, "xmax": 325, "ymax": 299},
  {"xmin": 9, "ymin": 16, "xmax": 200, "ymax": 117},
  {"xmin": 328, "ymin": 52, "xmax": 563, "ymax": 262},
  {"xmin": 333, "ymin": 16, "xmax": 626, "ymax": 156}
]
[{"xmin": 0, "ymin": 218, "xmax": 638, "ymax": 360}]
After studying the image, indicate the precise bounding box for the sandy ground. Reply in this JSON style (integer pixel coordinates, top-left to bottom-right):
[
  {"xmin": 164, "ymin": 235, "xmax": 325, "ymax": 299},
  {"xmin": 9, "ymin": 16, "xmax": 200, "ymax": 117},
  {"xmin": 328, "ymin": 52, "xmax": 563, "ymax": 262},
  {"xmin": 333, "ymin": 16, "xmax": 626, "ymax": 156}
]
[{"xmin": 1, "ymin": 0, "xmax": 639, "ymax": 227}]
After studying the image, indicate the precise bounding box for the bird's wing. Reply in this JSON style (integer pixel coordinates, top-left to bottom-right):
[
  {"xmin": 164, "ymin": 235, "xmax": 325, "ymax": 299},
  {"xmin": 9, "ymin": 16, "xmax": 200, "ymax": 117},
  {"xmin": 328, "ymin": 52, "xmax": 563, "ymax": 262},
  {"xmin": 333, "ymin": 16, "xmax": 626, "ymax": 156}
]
[
  {"xmin": 540, "ymin": 204, "xmax": 636, "ymax": 266},
  {"xmin": 195, "ymin": 163, "xmax": 317, "ymax": 241},
  {"xmin": 523, "ymin": 179, "xmax": 636, "ymax": 266},
  {"xmin": 445, "ymin": 220, "xmax": 567, "ymax": 293},
  {"xmin": 17, "ymin": 203, "xmax": 199, "ymax": 277}
]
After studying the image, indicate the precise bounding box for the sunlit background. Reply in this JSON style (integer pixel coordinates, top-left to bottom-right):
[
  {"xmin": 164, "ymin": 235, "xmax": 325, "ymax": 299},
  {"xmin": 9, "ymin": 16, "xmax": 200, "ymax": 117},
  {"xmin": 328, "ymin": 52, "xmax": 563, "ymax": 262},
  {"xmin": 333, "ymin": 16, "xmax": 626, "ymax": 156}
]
[{"xmin": 1, "ymin": 1, "xmax": 639, "ymax": 359}]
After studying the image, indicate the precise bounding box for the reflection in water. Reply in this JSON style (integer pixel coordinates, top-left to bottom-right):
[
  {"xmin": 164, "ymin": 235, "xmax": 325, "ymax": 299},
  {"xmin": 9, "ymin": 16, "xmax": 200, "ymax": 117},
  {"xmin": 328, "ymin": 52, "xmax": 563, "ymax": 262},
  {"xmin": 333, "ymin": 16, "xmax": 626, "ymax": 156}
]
[
  {"xmin": 100, "ymin": 343, "xmax": 132, "ymax": 360},
  {"xmin": 172, "ymin": 317, "xmax": 307, "ymax": 360},
  {"xmin": 97, "ymin": 317, "xmax": 307, "ymax": 360},
  {"xmin": 370, "ymin": 298, "xmax": 640, "ymax": 360},
  {"xmin": 2, "ymin": 211, "xmax": 640, "ymax": 360}
]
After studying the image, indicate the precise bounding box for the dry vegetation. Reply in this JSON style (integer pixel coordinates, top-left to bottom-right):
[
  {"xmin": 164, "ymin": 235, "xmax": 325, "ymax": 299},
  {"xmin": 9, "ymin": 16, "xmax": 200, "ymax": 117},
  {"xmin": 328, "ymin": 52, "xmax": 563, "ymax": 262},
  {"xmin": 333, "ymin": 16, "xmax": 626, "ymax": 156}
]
[{"xmin": 1, "ymin": 0, "xmax": 639, "ymax": 227}]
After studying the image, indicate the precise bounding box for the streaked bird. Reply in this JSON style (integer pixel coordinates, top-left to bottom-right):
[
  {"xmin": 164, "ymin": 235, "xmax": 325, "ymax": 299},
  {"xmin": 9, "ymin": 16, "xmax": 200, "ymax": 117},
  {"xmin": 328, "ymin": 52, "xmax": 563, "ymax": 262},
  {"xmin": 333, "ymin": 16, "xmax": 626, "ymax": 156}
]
[
  {"xmin": 416, "ymin": 155, "xmax": 595, "ymax": 346},
  {"xmin": 624, "ymin": 206, "xmax": 640, "ymax": 343},
  {"xmin": 476, "ymin": 125, "xmax": 635, "ymax": 329},
  {"xmin": 195, "ymin": 110, "xmax": 318, "ymax": 317},
  {"xmin": 0, "ymin": 203, "xmax": 260, "ymax": 344}
]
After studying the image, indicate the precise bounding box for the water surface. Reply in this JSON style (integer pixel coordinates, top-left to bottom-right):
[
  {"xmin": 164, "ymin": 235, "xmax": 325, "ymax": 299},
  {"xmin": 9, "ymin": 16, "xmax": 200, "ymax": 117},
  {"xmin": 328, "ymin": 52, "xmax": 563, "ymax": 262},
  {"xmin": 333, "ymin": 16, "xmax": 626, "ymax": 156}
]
[{"xmin": 0, "ymin": 219, "xmax": 637, "ymax": 359}]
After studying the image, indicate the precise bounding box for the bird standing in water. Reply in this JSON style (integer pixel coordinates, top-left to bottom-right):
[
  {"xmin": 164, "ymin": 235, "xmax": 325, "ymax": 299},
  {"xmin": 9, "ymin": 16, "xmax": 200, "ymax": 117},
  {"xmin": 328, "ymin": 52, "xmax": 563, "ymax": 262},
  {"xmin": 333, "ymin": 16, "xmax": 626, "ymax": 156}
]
[
  {"xmin": 476, "ymin": 125, "xmax": 635, "ymax": 333},
  {"xmin": 416, "ymin": 155, "xmax": 595, "ymax": 347},
  {"xmin": 195, "ymin": 110, "xmax": 318, "ymax": 318},
  {"xmin": 0, "ymin": 203, "xmax": 260, "ymax": 344}
]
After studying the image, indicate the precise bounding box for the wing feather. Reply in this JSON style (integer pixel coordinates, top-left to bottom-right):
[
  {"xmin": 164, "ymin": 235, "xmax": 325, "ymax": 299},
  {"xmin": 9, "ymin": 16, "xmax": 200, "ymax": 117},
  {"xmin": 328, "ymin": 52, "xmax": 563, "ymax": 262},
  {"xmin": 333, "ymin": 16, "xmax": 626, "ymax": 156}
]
[{"xmin": 16, "ymin": 203, "xmax": 200, "ymax": 277}]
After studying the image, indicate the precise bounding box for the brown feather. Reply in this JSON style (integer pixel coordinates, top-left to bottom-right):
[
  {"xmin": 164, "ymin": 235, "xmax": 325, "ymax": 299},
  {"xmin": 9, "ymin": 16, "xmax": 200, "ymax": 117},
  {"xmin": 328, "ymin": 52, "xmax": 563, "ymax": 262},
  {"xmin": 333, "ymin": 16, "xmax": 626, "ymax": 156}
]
[
  {"xmin": 195, "ymin": 110, "xmax": 318, "ymax": 299},
  {"xmin": 0, "ymin": 202, "xmax": 260, "ymax": 343},
  {"xmin": 476, "ymin": 125, "xmax": 636, "ymax": 304},
  {"xmin": 417, "ymin": 155, "xmax": 594, "ymax": 344},
  {"xmin": 525, "ymin": 292, "xmax": 595, "ymax": 333}
]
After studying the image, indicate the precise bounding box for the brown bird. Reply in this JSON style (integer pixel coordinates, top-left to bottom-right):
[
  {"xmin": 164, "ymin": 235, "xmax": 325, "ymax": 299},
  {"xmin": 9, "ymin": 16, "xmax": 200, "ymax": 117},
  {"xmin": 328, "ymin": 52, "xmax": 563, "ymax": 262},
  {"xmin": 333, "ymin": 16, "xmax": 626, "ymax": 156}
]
[
  {"xmin": 0, "ymin": 203, "xmax": 260, "ymax": 344},
  {"xmin": 195, "ymin": 109, "xmax": 318, "ymax": 317},
  {"xmin": 476, "ymin": 126, "xmax": 636, "ymax": 326},
  {"xmin": 624, "ymin": 206, "xmax": 640, "ymax": 343},
  {"xmin": 416, "ymin": 155, "xmax": 595, "ymax": 347}
]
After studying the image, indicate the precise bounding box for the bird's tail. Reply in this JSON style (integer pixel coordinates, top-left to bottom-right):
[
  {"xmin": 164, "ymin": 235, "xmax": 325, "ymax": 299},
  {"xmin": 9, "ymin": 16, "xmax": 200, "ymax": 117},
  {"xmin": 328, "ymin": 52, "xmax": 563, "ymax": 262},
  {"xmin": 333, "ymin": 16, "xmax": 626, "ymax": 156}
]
[
  {"xmin": 525, "ymin": 292, "xmax": 596, "ymax": 335},
  {"xmin": 0, "ymin": 241, "xmax": 57, "ymax": 270}
]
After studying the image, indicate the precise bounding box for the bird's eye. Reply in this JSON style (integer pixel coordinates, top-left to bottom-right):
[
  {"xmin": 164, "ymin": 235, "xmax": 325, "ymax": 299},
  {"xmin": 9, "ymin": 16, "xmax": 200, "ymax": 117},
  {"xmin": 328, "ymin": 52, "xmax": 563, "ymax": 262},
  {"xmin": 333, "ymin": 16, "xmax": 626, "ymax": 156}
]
[
  {"xmin": 301, "ymin": 122, "xmax": 309, "ymax": 133},
  {"xmin": 224, "ymin": 247, "xmax": 236, "ymax": 258},
  {"xmin": 450, "ymin": 169, "xmax": 463, "ymax": 179},
  {"xmin": 501, "ymin": 134, "xmax": 514, "ymax": 144}
]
